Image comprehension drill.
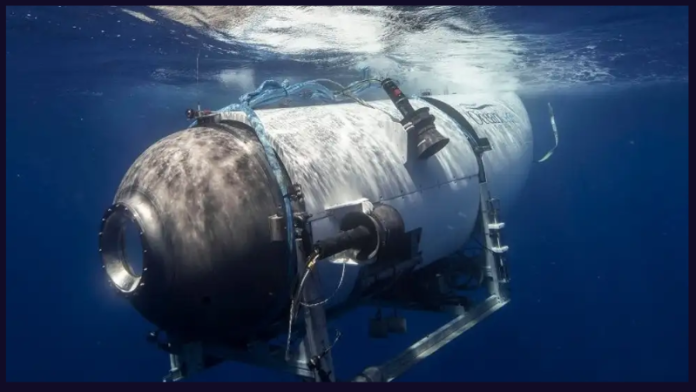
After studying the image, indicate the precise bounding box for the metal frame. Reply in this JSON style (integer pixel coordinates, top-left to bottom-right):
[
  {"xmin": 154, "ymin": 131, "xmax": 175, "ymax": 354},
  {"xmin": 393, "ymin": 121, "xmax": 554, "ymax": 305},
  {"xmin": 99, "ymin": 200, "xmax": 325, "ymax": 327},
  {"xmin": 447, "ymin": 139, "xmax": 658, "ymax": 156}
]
[
  {"xmin": 351, "ymin": 173, "xmax": 510, "ymax": 382},
  {"xmin": 353, "ymin": 295, "xmax": 508, "ymax": 382}
]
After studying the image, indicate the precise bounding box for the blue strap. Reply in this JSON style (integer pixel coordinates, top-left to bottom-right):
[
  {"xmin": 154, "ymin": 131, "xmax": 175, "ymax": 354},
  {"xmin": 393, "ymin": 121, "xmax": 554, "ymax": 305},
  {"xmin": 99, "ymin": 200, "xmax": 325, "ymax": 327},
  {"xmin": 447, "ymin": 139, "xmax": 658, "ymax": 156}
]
[
  {"xmin": 186, "ymin": 74, "xmax": 383, "ymax": 313},
  {"xmin": 238, "ymin": 103, "xmax": 297, "ymax": 269}
]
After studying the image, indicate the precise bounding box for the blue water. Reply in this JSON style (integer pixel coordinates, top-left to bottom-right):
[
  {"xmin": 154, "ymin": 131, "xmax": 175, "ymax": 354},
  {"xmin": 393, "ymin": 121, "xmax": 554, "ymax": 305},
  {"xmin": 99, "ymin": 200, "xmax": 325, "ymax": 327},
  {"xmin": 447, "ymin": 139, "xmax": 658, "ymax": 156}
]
[{"xmin": 5, "ymin": 6, "xmax": 688, "ymax": 382}]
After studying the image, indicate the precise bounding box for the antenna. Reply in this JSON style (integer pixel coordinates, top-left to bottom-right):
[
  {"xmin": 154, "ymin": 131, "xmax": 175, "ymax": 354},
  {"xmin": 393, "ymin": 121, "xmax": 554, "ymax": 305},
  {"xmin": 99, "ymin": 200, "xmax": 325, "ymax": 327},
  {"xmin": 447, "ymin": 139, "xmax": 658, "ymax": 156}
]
[
  {"xmin": 186, "ymin": 49, "xmax": 207, "ymax": 121},
  {"xmin": 196, "ymin": 49, "xmax": 201, "ymax": 112}
]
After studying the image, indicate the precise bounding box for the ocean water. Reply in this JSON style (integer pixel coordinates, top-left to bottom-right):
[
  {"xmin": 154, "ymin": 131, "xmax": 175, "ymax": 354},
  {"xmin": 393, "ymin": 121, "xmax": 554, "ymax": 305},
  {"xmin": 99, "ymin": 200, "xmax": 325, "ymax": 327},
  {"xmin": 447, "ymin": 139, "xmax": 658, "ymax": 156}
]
[{"xmin": 5, "ymin": 6, "xmax": 688, "ymax": 382}]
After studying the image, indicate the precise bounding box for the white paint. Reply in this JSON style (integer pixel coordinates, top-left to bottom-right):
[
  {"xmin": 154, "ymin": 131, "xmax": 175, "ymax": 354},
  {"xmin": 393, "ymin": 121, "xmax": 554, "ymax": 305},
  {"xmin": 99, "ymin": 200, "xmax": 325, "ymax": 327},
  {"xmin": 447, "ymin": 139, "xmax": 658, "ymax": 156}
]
[{"xmin": 247, "ymin": 92, "xmax": 533, "ymax": 307}]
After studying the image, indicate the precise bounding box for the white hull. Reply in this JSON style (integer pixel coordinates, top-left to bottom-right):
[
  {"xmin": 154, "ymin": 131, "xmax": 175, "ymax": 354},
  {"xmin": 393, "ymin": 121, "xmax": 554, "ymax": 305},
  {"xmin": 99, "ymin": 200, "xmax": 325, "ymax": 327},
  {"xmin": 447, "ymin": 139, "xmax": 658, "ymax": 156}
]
[{"xmin": 252, "ymin": 93, "xmax": 533, "ymax": 307}]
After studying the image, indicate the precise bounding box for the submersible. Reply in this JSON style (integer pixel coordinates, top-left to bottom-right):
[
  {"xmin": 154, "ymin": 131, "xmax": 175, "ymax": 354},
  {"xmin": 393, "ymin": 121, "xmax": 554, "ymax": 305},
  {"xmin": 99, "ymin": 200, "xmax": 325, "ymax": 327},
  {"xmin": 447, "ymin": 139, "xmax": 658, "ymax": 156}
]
[{"xmin": 99, "ymin": 77, "xmax": 534, "ymax": 382}]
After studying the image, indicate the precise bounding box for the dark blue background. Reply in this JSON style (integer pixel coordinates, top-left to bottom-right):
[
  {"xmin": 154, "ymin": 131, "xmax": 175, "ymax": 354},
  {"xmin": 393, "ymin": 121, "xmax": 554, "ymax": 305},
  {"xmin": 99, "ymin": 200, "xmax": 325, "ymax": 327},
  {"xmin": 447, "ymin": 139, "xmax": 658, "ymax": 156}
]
[{"xmin": 5, "ymin": 6, "xmax": 688, "ymax": 381}]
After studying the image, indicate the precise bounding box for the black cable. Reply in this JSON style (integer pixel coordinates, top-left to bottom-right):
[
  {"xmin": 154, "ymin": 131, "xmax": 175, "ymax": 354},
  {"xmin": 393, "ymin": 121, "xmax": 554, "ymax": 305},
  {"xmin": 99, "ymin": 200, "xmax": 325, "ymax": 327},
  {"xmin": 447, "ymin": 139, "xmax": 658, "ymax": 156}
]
[{"xmin": 307, "ymin": 329, "xmax": 342, "ymax": 382}]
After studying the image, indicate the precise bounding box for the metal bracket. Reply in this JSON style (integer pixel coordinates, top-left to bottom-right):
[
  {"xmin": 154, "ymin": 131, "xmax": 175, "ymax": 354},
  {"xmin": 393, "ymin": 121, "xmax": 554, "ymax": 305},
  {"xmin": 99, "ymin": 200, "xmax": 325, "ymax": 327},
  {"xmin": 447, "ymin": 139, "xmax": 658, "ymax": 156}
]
[{"xmin": 323, "ymin": 198, "xmax": 373, "ymax": 221}]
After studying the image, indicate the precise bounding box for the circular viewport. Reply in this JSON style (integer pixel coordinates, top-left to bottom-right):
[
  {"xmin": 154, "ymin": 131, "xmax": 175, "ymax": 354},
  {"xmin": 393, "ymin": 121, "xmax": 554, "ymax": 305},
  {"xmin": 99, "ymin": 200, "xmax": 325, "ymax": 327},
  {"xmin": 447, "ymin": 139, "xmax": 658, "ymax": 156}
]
[{"xmin": 120, "ymin": 218, "xmax": 144, "ymax": 277}]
